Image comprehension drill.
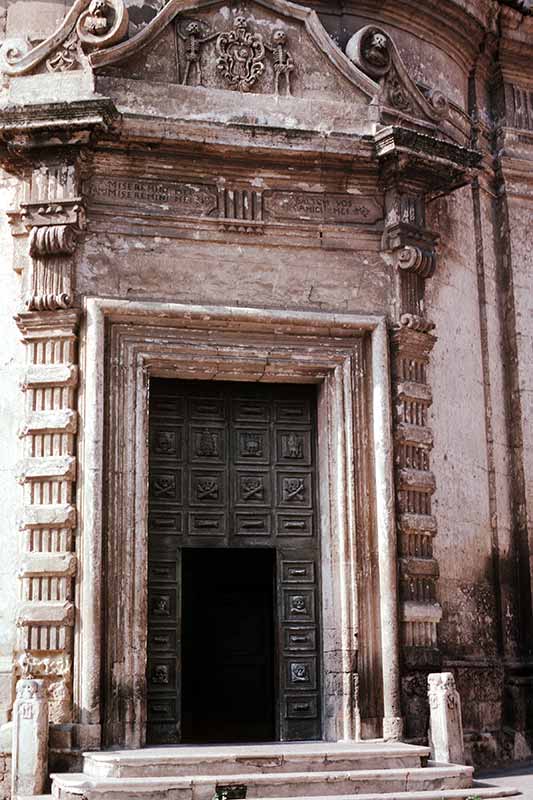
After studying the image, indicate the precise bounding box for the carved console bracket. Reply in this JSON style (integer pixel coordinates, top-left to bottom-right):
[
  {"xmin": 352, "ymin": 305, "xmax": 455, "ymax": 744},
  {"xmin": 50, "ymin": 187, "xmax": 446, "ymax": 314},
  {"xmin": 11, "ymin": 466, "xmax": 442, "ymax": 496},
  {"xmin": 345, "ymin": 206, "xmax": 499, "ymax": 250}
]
[
  {"xmin": 0, "ymin": 0, "xmax": 128, "ymax": 76},
  {"xmin": 24, "ymin": 198, "xmax": 85, "ymax": 311},
  {"xmin": 384, "ymin": 222, "xmax": 439, "ymax": 284}
]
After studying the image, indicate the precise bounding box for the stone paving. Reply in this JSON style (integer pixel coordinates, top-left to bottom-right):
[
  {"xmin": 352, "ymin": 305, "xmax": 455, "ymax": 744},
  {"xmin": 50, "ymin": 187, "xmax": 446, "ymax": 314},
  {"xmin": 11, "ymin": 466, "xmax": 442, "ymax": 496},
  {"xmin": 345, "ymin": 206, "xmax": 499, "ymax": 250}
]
[{"xmin": 477, "ymin": 762, "xmax": 533, "ymax": 800}]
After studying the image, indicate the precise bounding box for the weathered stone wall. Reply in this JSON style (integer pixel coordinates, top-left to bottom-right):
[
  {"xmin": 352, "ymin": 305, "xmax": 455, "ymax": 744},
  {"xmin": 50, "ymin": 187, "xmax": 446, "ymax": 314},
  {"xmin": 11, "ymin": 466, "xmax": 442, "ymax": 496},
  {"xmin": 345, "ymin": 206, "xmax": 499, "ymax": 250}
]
[
  {"xmin": 426, "ymin": 185, "xmax": 505, "ymax": 764},
  {"xmin": 0, "ymin": 752, "xmax": 12, "ymax": 800},
  {"xmin": 0, "ymin": 168, "xmax": 23, "ymax": 728},
  {"xmin": 0, "ymin": 0, "xmax": 531, "ymax": 771}
]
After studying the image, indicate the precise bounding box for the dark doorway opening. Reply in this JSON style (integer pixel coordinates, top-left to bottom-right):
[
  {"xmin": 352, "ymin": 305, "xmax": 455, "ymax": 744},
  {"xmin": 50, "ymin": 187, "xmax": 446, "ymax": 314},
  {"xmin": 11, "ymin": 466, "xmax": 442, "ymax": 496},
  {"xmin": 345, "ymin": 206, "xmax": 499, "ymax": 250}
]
[{"xmin": 181, "ymin": 547, "xmax": 276, "ymax": 743}]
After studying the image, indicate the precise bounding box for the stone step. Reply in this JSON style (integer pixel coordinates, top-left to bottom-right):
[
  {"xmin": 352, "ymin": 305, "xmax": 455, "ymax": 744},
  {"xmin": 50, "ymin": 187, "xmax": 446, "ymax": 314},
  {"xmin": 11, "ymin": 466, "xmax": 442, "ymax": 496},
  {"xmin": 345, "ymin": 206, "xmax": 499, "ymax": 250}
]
[
  {"xmin": 51, "ymin": 764, "xmax": 474, "ymax": 800},
  {"xmin": 83, "ymin": 743, "xmax": 431, "ymax": 779},
  {"xmin": 262, "ymin": 786, "xmax": 522, "ymax": 800}
]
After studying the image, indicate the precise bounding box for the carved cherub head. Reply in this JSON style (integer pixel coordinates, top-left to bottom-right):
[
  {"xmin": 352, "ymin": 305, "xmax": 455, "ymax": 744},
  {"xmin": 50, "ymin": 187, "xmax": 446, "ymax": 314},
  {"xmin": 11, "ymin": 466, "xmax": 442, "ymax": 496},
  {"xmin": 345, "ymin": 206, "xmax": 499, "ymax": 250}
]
[
  {"xmin": 273, "ymin": 29, "xmax": 287, "ymax": 45},
  {"xmin": 234, "ymin": 15, "xmax": 248, "ymax": 30},
  {"xmin": 364, "ymin": 31, "xmax": 389, "ymax": 69}
]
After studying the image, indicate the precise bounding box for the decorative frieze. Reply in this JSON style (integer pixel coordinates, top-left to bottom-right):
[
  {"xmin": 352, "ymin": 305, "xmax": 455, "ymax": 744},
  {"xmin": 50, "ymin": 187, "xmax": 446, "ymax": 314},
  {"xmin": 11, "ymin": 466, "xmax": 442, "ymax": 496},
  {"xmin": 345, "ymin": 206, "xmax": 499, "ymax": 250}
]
[
  {"xmin": 86, "ymin": 174, "xmax": 383, "ymax": 231},
  {"xmin": 176, "ymin": 13, "xmax": 295, "ymax": 96},
  {"xmin": 15, "ymin": 310, "xmax": 79, "ymax": 723}
]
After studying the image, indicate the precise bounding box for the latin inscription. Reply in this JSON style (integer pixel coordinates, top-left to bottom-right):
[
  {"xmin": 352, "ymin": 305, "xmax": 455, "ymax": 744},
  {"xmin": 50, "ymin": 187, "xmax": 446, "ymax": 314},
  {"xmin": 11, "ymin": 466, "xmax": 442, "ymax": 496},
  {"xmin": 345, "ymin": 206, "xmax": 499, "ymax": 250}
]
[
  {"xmin": 264, "ymin": 191, "xmax": 382, "ymax": 225},
  {"xmin": 87, "ymin": 177, "xmax": 218, "ymax": 216},
  {"xmin": 87, "ymin": 178, "xmax": 382, "ymax": 227}
]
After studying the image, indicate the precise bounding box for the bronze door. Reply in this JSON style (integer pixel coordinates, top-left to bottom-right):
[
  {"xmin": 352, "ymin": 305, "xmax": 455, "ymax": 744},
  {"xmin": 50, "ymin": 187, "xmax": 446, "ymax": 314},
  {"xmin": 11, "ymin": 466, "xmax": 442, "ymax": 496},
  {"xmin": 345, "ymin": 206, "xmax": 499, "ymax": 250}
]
[{"xmin": 147, "ymin": 379, "xmax": 321, "ymax": 744}]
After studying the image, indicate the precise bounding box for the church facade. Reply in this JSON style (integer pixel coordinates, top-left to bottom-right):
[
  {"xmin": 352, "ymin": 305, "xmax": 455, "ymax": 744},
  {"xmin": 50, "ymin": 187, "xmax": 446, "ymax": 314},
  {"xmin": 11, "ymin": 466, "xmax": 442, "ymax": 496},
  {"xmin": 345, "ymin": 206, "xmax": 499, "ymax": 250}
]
[{"xmin": 0, "ymin": 0, "xmax": 532, "ymax": 794}]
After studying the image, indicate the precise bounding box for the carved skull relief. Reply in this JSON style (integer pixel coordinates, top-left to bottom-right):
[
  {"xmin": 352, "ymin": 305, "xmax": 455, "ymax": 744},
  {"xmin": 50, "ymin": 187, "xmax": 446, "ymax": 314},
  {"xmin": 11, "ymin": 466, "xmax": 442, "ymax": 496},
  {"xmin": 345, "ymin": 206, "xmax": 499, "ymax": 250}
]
[{"xmin": 84, "ymin": 0, "xmax": 111, "ymax": 36}]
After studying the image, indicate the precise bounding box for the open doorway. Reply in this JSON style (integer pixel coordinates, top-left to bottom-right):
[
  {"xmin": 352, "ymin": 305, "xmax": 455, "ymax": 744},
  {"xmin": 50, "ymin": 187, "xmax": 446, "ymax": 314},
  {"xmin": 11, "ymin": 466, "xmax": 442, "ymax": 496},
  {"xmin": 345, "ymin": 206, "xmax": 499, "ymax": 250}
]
[{"xmin": 181, "ymin": 548, "xmax": 276, "ymax": 743}]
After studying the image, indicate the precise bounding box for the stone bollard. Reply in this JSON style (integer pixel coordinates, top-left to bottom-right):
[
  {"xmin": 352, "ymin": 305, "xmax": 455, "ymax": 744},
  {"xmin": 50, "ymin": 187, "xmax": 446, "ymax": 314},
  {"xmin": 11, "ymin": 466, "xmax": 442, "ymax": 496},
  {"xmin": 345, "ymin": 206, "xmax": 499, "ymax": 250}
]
[
  {"xmin": 11, "ymin": 678, "xmax": 49, "ymax": 797},
  {"xmin": 428, "ymin": 672, "xmax": 465, "ymax": 765}
]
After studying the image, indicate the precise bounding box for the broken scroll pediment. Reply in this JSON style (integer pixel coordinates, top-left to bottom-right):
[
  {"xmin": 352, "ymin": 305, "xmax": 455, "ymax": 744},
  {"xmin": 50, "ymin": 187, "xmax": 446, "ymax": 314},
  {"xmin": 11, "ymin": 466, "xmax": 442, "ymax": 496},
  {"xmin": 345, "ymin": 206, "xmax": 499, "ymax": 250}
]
[
  {"xmin": 0, "ymin": 0, "xmax": 129, "ymax": 76},
  {"xmin": 0, "ymin": 1, "xmax": 451, "ymax": 137},
  {"xmin": 346, "ymin": 25, "xmax": 450, "ymax": 128}
]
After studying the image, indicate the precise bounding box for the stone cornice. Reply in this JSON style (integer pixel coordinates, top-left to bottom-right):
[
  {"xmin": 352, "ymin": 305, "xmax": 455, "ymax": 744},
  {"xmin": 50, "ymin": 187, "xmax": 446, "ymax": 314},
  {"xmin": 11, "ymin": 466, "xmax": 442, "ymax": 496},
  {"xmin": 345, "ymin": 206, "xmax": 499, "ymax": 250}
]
[
  {"xmin": 376, "ymin": 126, "xmax": 482, "ymax": 195},
  {"xmin": 0, "ymin": 98, "xmax": 120, "ymax": 169}
]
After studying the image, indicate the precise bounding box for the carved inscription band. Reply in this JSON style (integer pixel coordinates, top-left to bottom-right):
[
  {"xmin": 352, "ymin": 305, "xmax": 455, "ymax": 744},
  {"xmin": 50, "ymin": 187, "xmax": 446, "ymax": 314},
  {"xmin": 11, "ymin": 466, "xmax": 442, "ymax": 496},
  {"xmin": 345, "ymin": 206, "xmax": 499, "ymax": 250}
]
[{"xmin": 87, "ymin": 177, "xmax": 383, "ymax": 226}]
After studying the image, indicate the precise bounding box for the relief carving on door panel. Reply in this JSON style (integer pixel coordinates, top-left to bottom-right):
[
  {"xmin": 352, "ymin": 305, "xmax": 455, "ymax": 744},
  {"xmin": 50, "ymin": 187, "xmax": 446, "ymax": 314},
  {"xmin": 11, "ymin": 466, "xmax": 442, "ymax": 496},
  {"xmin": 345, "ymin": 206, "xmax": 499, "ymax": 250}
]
[{"xmin": 148, "ymin": 380, "xmax": 320, "ymax": 743}]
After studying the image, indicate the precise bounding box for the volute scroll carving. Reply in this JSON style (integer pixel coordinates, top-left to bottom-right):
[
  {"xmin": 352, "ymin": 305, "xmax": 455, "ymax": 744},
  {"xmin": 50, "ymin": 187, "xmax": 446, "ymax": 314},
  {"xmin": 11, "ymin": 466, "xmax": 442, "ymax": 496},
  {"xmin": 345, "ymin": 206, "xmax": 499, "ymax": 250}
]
[
  {"xmin": 29, "ymin": 224, "xmax": 79, "ymax": 259},
  {"xmin": 399, "ymin": 314, "xmax": 436, "ymax": 334},
  {"xmin": 0, "ymin": 0, "xmax": 128, "ymax": 77},
  {"xmin": 346, "ymin": 25, "xmax": 449, "ymax": 125},
  {"xmin": 23, "ymin": 193, "xmax": 86, "ymax": 313},
  {"xmin": 396, "ymin": 244, "xmax": 436, "ymax": 280}
]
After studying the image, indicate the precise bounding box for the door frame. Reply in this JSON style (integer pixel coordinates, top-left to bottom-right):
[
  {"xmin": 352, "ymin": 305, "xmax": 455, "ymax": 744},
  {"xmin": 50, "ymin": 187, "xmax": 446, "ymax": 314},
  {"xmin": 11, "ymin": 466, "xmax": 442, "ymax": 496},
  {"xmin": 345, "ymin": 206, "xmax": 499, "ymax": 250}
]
[{"xmin": 75, "ymin": 299, "xmax": 401, "ymax": 748}]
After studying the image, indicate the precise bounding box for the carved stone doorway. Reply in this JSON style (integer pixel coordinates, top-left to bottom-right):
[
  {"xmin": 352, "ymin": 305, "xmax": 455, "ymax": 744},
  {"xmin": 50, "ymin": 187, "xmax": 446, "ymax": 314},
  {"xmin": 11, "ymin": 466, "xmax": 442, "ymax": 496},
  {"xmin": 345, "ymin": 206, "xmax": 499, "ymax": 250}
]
[{"xmin": 147, "ymin": 378, "xmax": 322, "ymax": 745}]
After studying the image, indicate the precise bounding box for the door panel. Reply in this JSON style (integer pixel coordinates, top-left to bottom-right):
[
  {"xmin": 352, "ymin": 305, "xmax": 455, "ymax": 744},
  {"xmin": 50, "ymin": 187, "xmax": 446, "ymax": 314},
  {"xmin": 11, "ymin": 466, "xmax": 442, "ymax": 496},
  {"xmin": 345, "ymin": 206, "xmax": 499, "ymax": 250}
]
[{"xmin": 148, "ymin": 380, "xmax": 321, "ymax": 744}]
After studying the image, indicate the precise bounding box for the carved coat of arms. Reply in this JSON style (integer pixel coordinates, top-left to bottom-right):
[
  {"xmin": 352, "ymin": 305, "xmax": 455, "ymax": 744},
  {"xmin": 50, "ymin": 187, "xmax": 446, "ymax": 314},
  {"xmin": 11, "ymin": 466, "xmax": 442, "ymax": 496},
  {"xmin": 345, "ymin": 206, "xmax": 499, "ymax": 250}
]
[{"xmin": 216, "ymin": 16, "xmax": 265, "ymax": 91}]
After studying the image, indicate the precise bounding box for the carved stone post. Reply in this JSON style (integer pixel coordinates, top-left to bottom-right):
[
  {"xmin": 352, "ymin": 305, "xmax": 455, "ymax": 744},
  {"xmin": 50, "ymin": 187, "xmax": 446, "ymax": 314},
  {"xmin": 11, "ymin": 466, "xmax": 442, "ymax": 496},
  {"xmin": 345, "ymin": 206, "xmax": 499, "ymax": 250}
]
[
  {"xmin": 14, "ymin": 161, "xmax": 83, "ymax": 734},
  {"xmin": 11, "ymin": 678, "xmax": 49, "ymax": 797},
  {"xmin": 428, "ymin": 672, "xmax": 465, "ymax": 764}
]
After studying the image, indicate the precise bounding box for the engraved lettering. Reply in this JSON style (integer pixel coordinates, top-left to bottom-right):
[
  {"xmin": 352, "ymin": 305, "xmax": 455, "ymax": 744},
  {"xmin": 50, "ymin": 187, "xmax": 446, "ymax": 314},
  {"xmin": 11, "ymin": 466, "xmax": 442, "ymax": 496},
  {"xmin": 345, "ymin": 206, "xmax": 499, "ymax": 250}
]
[
  {"xmin": 264, "ymin": 191, "xmax": 382, "ymax": 225},
  {"xmin": 88, "ymin": 177, "xmax": 218, "ymax": 217}
]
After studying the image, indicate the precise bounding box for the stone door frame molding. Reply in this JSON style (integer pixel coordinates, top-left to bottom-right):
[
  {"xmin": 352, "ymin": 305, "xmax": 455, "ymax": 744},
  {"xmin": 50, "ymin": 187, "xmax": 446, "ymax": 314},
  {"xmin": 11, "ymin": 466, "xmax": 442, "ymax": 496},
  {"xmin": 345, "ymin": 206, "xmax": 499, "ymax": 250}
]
[{"xmin": 75, "ymin": 298, "xmax": 401, "ymax": 748}]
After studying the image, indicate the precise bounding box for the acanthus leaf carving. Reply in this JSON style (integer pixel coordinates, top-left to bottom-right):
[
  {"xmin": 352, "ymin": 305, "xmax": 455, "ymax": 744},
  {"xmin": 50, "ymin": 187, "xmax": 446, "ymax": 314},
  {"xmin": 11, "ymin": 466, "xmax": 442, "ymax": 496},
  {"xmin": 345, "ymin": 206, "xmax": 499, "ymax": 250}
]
[
  {"xmin": 345, "ymin": 25, "xmax": 449, "ymax": 126},
  {"xmin": 46, "ymin": 32, "xmax": 81, "ymax": 73}
]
